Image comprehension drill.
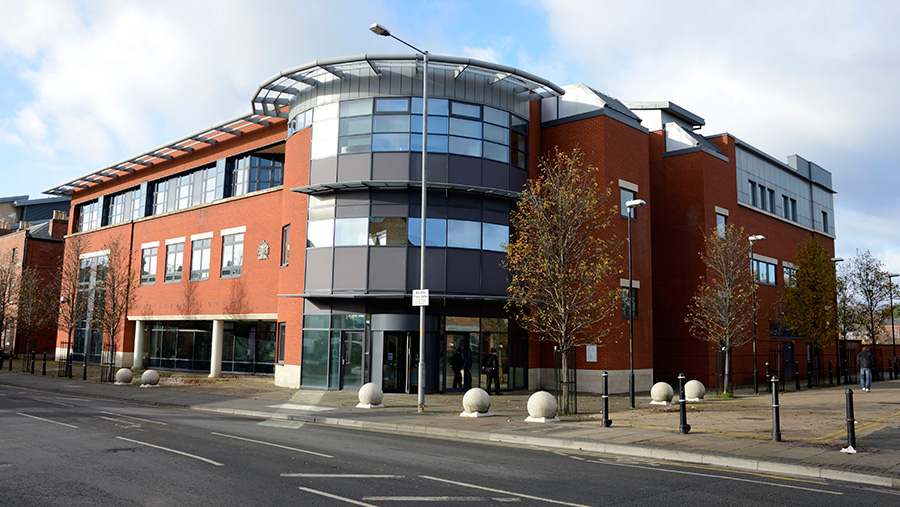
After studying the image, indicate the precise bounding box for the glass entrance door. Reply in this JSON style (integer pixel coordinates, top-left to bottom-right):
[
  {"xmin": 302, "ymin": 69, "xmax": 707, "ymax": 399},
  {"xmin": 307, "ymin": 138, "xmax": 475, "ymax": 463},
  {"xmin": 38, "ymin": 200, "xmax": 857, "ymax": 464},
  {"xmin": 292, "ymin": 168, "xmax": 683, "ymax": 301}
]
[
  {"xmin": 446, "ymin": 332, "xmax": 480, "ymax": 391},
  {"xmin": 340, "ymin": 331, "xmax": 364, "ymax": 389},
  {"xmin": 382, "ymin": 332, "xmax": 419, "ymax": 393}
]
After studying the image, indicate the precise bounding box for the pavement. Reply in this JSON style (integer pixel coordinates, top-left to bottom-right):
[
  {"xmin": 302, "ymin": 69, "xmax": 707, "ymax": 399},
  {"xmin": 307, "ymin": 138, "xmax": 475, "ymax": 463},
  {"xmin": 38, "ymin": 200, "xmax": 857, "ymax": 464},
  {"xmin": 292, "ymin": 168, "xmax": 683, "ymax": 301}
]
[{"xmin": 2, "ymin": 364, "xmax": 900, "ymax": 490}]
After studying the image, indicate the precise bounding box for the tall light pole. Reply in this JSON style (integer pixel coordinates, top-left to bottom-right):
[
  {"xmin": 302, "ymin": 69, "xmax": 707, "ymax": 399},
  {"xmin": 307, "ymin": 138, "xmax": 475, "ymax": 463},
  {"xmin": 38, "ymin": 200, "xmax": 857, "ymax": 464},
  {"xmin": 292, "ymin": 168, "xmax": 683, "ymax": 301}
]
[
  {"xmin": 370, "ymin": 23, "xmax": 429, "ymax": 412},
  {"xmin": 749, "ymin": 234, "xmax": 766, "ymax": 394},
  {"xmin": 830, "ymin": 257, "xmax": 844, "ymax": 385},
  {"xmin": 889, "ymin": 273, "xmax": 898, "ymax": 369},
  {"xmin": 626, "ymin": 198, "xmax": 646, "ymax": 409}
]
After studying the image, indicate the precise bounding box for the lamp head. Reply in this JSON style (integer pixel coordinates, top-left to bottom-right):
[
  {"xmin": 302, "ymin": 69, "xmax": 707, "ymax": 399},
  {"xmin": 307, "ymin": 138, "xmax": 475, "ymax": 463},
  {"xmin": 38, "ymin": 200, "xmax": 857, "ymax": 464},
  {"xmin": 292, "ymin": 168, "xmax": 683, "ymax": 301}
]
[
  {"xmin": 625, "ymin": 199, "xmax": 646, "ymax": 209},
  {"xmin": 831, "ymin": 257, "xmax": 844, "ymax": 263},
  {"xmin": 369, "ymin": 23, "xmax": 391, "ymax": 36},
  {"xmin": 890, "ymin": 273, "xmax": 900, "ymax": 278},
  {"xmin": 748, "ymin": 235, "xmax": 766, "ymax": 243}
]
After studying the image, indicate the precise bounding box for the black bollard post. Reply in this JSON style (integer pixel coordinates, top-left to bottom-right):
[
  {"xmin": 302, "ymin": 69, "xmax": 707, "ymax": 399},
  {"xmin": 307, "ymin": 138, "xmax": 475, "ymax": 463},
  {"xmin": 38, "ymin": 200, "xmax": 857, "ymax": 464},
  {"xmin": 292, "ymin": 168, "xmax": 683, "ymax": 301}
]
[
  {"xmin": 795, "ymin": 361, "xmax": 800, "ymax": 390},
  {"xmin": 845, "ymin": 388, "xmax": 856, "ymax": 450},
  {"xmin": 807, "ymin": 356, "xmax": 813, "ymax": 389},
  {"xmin": 82, "ymin": 361, "xmax": 87, "ymax": 381},
  {"xmin": 30, "ymin": 352, "xmax": 35, "ymax": 374},
  {"xmin": 8, "ymin": 353, "xmax": 12, "ymax": 371},
  {"xmin": 601, "ymin": 371, "xmax": 612, "ymax": 427},
  {"xmin": 678, "ymin": 373, "xmax": 691, "ymax": 434},
  {"xmin": 765, "ymin": 362, "xmax": 771, "ymax": 393},
  {"xmin": 771, "ymin": 376, "xmax": 782, "ymax": 442},
  {"xmin": 42, "ymin": 352, "xmax": 47, "ymax": 376},
  {"xmin": 889, "ymin": 360, "xmax": 894, "ymax": 381},
  {"xmin": 828, "ymin": 360, "xmax": 833, "ymax": 385}
]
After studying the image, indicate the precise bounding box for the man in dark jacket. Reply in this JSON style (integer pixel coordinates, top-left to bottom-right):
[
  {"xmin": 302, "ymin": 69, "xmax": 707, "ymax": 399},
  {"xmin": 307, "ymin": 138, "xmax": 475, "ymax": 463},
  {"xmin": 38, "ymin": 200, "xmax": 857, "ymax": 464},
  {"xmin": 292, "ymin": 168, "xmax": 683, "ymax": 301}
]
[
  {"xmin": 482, "ymin": 347, "xmax": 501, "ymax": 395},
  {"xmin": 858, "ymin": 347, "xmax": 874, "ymax": 392}
]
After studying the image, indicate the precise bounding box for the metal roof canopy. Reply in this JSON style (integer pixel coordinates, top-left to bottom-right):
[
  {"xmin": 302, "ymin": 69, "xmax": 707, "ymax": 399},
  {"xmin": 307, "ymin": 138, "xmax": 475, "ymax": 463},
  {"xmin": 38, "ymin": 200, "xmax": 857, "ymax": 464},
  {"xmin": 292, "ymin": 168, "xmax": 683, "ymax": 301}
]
[
  {"xmin": 252, "ymin": 54, "xmax": 566, "ymax": 118},
  {"xmin": 43, "ymin": 113, "xmax": 278, "ymax": 196}
]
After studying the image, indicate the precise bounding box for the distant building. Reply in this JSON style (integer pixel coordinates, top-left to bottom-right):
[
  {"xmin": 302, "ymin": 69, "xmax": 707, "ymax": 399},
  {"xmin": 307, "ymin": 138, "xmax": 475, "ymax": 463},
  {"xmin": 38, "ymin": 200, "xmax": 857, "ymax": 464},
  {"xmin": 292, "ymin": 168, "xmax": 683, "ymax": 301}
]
[
  {"xmin": 0, "ymin": 194, "xmax": 71, "ymax": 233},
  {"xmin": 44, "ymin": 54, "xmax": 836, "ymax": 393}
]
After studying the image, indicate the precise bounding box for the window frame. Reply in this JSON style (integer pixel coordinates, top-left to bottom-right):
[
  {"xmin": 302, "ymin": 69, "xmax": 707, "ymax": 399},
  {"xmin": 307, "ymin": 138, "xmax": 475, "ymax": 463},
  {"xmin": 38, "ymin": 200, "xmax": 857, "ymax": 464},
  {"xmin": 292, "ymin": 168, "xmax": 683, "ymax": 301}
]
[
  {"xmin": 141, "ymin": 247, "xmax": 157, "ymax": 285},
  {"xmin": 190, "ymin": 238, "xmax": 211, "ymax": 281},
  {"xmin": 165, "ymin": 242, "xmax": 184, "ymax": 283},
  {"xmin": 221, "ymin": 233, "xmax": 244, "ymax": 279}
]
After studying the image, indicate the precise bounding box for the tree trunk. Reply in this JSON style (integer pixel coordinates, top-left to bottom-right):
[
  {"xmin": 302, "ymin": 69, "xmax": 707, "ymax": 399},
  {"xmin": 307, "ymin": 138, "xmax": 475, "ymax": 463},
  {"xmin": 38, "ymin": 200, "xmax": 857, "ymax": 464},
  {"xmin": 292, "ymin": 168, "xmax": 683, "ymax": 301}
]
[
  {"xmin": 724, "ymin": 347, "xmax": 733, "ymax": 395},
  {"xmin": 561, "ymin": 349, "xmax": 570, "ymax": 415}
]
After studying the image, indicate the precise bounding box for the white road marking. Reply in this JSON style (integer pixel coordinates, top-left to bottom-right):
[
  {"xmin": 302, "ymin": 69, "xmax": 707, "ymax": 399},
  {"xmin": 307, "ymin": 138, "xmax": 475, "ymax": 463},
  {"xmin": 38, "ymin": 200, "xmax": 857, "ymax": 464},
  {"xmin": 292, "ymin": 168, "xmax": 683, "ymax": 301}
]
[
  {"xmin": 585, "ymin": 459, "xmax": 843, "ymax": 495},
  {"xmin": 98, "ymin": 416, "xmax": 141, "ymax": 427},
  {"xmin": 211, "ymin": 432, "xmax": 333, "ymax": 458},
  {"xmin": 34, "ymin": 397, "xmax": 75, "ymax": 407},
  {"xmin": 100, "ymin": 410, "xmax": 167, "ymax": 425},
  {"xmin": 283, "ymin": 473, "xmax": 403, "ymax": 478},
  {"xmin": 299, "ymin": 487, "xmax": 379, "ymax": 506},
  {"xmin": 267, "ymin": 403, "xmax": 335, "ymax": 412},
  {"xmin": 258, "ymin": 420, "xmax": 306, "ymax": 429},
  {"xmin": 17, "ymin": 412, "xmax": 78, "ymax": 428},
  {"xmin": 115, "ymin": 436, "xmax": 224, "ymax": 466},
  {"xmin": 421, "ymin": 476, "xmax": 592, "ymax": 507},
  {"xmin": 363, "ymin": 496, "xmax": 519, "ymax": 502}
]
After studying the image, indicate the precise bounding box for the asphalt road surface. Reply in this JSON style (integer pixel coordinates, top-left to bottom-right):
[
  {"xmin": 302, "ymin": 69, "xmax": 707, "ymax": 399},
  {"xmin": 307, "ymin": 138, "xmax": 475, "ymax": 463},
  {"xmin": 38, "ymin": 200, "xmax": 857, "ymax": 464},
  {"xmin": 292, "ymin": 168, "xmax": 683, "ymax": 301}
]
[{"xmin": 1, "ymin": 383, "xmax": 898, "ymax": 506}]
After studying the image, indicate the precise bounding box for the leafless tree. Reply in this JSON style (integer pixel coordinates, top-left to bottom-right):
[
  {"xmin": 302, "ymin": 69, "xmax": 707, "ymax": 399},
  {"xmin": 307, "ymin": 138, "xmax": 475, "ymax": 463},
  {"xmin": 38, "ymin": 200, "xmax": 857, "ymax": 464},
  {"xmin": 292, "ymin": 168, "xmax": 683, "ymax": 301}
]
[
  {"xmin": 95, "ymin": 237, "xmax": 139, "ymax": 378},
  {"xmin": 0, "ymin": 251, "xmax": 17, "ymax": 351},
  {"xmin": 57, "ymin": 234, "xmax": 89, "ymax": 377}
]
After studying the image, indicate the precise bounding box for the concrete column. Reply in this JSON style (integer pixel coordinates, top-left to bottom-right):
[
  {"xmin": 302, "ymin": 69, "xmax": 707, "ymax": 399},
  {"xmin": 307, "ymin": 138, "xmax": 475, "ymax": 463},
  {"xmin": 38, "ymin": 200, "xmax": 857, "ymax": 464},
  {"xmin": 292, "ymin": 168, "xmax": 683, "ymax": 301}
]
[
  {"xmin": 210, "ymin": 320, "xmax": 224, "ymax": 378},
  {"xmin": 133, "ymin": 322, "xmax": 146, "ymax": 369}
]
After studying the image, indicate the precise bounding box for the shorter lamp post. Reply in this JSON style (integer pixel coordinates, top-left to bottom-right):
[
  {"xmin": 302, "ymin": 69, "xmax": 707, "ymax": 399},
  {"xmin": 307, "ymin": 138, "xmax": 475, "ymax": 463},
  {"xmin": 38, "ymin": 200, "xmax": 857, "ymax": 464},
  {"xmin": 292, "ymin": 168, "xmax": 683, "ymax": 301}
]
[
  {"xmin": 626, "ymin": 198, "xmax": 646, "ymax": 409},
  {"xmin": 749, "ymin": 235, "xmax": 766, "ymax": 394},
  {"xmin": 831, "ymin": 257, "xmax": 844, "ymax": 385},
  {"xmin": 889, "ymin": 272, "xmax": 898, "ymax": 371}
]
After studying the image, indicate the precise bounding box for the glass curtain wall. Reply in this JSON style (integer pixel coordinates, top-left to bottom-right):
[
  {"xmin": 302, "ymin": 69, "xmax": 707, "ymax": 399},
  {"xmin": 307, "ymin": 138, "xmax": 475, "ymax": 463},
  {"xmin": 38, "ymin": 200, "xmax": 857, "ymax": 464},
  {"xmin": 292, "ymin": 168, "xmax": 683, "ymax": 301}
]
[{"xmin": 146, "ymin": 321, "xmax": 276, "ymax": 374}]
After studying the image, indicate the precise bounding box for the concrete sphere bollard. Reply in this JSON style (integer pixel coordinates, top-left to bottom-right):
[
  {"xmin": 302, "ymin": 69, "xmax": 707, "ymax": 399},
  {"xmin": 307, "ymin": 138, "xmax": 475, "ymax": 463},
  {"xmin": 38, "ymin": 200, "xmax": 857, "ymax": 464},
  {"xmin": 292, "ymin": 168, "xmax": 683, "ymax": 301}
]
[
  {"xmin": 685, "ymin": 380, "xmax": 706, "ymax": 401},
  {"xmin": 460, "ymin": 388, "xmax": 492, "ymax": 417},
  {"xmin": 650, "ymin": 382, "xmax": 674, "ymax": 405},
  {"xmin": 141, "ymin": 369, "xmax": 159, "ymax": 386},
  {"xmin": 356, "ymin": 382, "xmax": 385, "ymax": 408},
  {"xmin": 525, "ymin": 391, "xmax": 559, "ymax": 422},
  {"xmin": 114, "ymin": 368, "xmax": 133, "ymax": 385}
]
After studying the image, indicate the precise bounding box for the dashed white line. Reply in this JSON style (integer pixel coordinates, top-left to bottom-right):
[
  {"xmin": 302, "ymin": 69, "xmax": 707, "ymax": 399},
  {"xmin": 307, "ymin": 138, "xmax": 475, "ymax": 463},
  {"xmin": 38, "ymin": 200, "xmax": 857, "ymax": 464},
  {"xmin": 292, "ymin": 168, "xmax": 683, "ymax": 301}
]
[
  {"xmin": 17, "ymin": 412, "xmax": 78, "ymax": 428},
  {"xmin": 299, "ymin": 487, "xmax": 380, "ymax": 506},
  {"xmin": 100, "ymin": 410, "xmax": 167, "ymax": 425},
  {"xmin": 420, "ymin": 476, "xmax": 592, "ymax": 507},
  {"xmin": 115, "ymin": 437, "xmax": 223, "ymax": 466},
  {"xmin": 211, "ymin": 432, "xmax": 333, "ymax": 458},
  {"xmin": 34, "ymin": 397, "xmax": 75, "ymax": 407},
  {"xmin": 283, "ymin": 473, "xmax": 403, "ymax": 478},
  {"xmin": 363, "ymin": 496, "xmax": 519, "ymax": 502}
]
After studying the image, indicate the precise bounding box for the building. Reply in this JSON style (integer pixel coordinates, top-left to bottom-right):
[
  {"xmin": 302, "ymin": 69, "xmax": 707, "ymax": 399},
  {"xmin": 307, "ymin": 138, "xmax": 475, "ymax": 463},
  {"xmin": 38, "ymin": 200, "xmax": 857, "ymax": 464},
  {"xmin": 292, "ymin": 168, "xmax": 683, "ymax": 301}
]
[
  {"xmin": 0, "ymin": 214, "xmax": 69, "ymax": 355},
  {"xmin": 0, "ymin": 195, "xmax": 71, "ymax": 232},
  {"xmin": 45, "ymin": 54, "xmax": 835, "ymax": 394}
]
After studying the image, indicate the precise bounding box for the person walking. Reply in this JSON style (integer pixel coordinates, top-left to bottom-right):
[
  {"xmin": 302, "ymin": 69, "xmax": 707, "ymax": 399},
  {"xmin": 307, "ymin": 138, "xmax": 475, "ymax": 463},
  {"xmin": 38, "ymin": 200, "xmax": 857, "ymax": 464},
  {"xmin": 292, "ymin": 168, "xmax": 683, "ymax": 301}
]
[
  {"xmin": 482, "ymin": 347, "xmax": 501, "ymax": 395},
  {"xmin": 857, "ymin": 346, "xmax": 874, "ymax": 392},
  {"xmin": 450, "ymin": 348, "xmax": 464, "ymax": 389}
]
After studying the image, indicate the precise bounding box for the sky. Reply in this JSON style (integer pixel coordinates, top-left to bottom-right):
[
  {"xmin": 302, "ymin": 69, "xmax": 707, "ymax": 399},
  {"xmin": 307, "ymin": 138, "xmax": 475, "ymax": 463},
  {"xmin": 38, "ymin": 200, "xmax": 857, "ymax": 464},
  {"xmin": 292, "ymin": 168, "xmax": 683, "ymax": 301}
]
[{"xmin": 1, "ymin": 0, "xmax": 898, "ymax": 273}]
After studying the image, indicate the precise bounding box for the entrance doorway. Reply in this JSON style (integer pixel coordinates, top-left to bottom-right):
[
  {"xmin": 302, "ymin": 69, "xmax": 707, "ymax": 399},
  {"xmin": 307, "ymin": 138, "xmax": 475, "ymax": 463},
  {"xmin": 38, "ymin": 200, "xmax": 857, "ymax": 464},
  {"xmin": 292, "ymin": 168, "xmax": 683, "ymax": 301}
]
[
  {"xmin": 382, "ymin": 331, "xmax": 419, "ymax": 393},
  {"xmin": 446, "ymin": 332, "xmax": 479, "ymax": 391},
  {"xmin": 339, "ymin": 331, "xmax": 364, "ymax": 390}
]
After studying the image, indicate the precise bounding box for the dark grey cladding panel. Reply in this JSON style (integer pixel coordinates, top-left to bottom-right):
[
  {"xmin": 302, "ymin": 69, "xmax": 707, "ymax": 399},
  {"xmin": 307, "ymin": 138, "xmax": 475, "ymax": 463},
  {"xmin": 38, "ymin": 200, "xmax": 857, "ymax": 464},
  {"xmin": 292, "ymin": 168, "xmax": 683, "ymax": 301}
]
[
  {"xmin": 483, "ymin": 210, "xmax": 509, "ymax": 225},
  {"xmin": 447, "ymin": 205, "xmax": 480, "ymax": 221},
  {"xmin": 447, "ymin": 155, "xmax": 482, "ymax": 186},
  {"xmin": 304, "ymin": 248, "xmax": 334, "ymax": 292},
  {"xmin": 310, "ymin": 158, "xmax": 337, "ymax": 185},
  {"xmin": 333, "ymin": 247, "xmax": 368, "ymax": 291},
  {"xmin": 409, "ymin": 203, "xmax": 448, "ymax": 219},
  {"xmin": 481, "ymin": 251, "xmax": 508, "ymax": 296},
  {"xmin": 338, "ymin": 153, "xmax": 372, "ymax": 181},
  {"xmin": 371, "ymin": 204, "xmax": 407, "ymax": 217},
  {"xmin": 335, "ymin": 205, "xmax": 370, "ymax": 218},
  {"xmin": 371, "ymin": 189, "xmax": 408, "ymax": 205},
  {"xmin": 372, "ymin": 153, "xmax": 410, "ymax": 181},
  {"xmin": 412, "ymin": 153, "xmax": 448, "ymax": 184},
  {"xmin": 407, "ymin": 248, "xmax": 446, "ymax": 293},
  {"xmin": 481, "ymin": 160, "xmax": 509, "ymax": 190},
  {"xmin": 303, "ymin": 299, "xmax": 330, "ymax": 313},
  {"xmin": 336, "ymin": 190, "xmax": 370, "ymax": 205},
  {"xmin": 368, "ymin": 247, "xmax": 407, "ymax": 292},
  {"xmin": 509, "ymin": 168, "xmax": 527, "ymax": 192},
  {"xmin": 446, "ymin": 249, "xmax": 481, "ymax": 294},
  {"xmin": 371, "ymin": 313, "xmax": 419, "ymax": 332}
]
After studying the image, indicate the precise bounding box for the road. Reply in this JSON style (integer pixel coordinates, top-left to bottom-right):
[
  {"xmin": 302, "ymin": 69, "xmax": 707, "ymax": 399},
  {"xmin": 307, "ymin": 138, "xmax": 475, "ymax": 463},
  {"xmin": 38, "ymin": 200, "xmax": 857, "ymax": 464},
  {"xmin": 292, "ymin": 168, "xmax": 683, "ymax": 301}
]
[{"xmin": 1, "ymin": 383, "xmax": 897, "ymax": 506}]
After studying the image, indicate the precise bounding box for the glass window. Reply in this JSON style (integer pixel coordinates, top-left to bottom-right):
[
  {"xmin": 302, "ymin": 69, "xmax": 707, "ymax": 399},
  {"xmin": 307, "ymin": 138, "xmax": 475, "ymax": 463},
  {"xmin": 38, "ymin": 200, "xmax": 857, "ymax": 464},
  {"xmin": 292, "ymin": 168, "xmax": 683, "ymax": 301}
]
[
  {"xmin": 511, "ymin": 149, "xmax": 527, "ymax": 170},
  {"xmin": 407, "ymin": 217, "xmax": 447, "ymax": 247},
  {"xmin": 822, "ymin": 211, "xmax": 829, "ymax": 233},
  {"xmin": 130, "ymin": 188, "xmax": 143, "ymax": 221},
  {"xmin": 141, "ymin": 247, "xmax": 157, "ymax": 285},
  {"xmin": 449, "ymin": 136, "xmax": 481, "ymax": 157},
  {"xmin": 338, "ymin": 134, "xmax": 371, "ymax": 155},
  {"xmin": 752, "ymin": 259, "xmax": 777, "ymax": 285},
  {"xmin": 449, "ymin": 118, "xmax": 482, "ymax": 139},
  {"xmin": 749, "ymin": 181, "xmax": 758, "ymax": 207},
  {"xmin": 483, "ymin": 142, "xmax": 509, "ymax": 163},
  {"xmin": 412, "ymin": 97, "xmax": 449, "ymax": 116},
  {"xmin": 716, "ymin": 213, "xmax": 727, "ymax": 238},
  {"xmin": 281, "ymin": 225, "xmax": 290, "ymax": 267},
  {"xmin": 622, "ymin": 287, "xmax": 638, "ymax": 318},
  {"xmin": 334, "ymin": 218, "xmax": 369, "ymax": 246},
  {"xmin": 277, "ymin": 322, "xmax": 286, "ymax": 363},
  {"xmin": 483, "ymin": 106, "xmax": 510, "ymax": 127},
  {"xmin": 307, "ymin": 219, "xmax": 334, "ymax": 248},
  {"xmin": 77, "ymin": 200, "xmax": 101, "ymax": 232},
  {"xmin": 373, "ymin": 115, "xmax": 409, "ymax": 133},
  {"xmin": 201, "ymin": 165, "xmax": 224, "ymax": 204},
  {"xmin": 784, "ymin": 267, "xmax": 797, "ymax": 288},
  {"xmin": 411, "ymin": 134, "xmax": 448, "ymax": 153},
  {"xmin": 175, "ymin": 173, "xmax": 193, "ymax": 210},
  {"xmin": 221, "ymin": 233, "xmax": 244, "ymax": 278},
  {"xmin": 190, "ymin": 238, "xmax": 211, "ymax": 281},
  {"xmin": 339, "ymin": 116, "xmax": 372, "ymax": 136},
  {"xmin": 108, "ymin": 192, "xmax": 126, "ymax": 225},
  {"xmin": 790, "ymin": 199, "xmax": 797, "ymax": 221},
  {"xmin": 482, "ymin": 223, "xmax": 509, "ymax": 252},
  {"xmin": 447, "ymin": 219, "xmax": 481, "ymax": 249},
  {"xmin": 231, "ymin": 153, "xmax": 284, "ymax": 195},
  {"xmin": 767, "ymin": 189, "xmax": 775, "ymax": 213},
  {"xmin": 315, "ymin": 102, "xmax": 339, "ymax": 121},
  {"xmin": 412, "ymin": 115, "xmax": 449, "ymax": 134},
  {"xmin": 165, "ymin": 243, "xmax": 184, "ymax": 283},
  {"xmin": 375, "ymin": 98, "xmax": 409, "ymax": 113},
  {"xmin": 311, "ymin": 118, "xmax": 338, "ymax": 160},
  {"xmin": 368, "ymin": 217, "xmax": 408, "ymax": 246},
  {"xmin": 620, "ymin": 188, "xmax": 637, "ymax": 218},
  {"xmin": 451, "ymin": 101, "xmax": 480, "ymax": 118},
  {"xmin": 340, "ymin": 98, "xmax": 373, "ymax": 117},
  {"xmin": 483, "ymin": 124, "xmax": 508, "ymax": 145},
  {"xmin": 300, "ymin": 329, "xmax": 328, "ymax": 388},
  {"xmin": 372, "ymin": 133, "xmax": 410, "ymax": 152},
  {"xmin": 782, "ymin": 195, "xmax": 790, "ymax": 219},
  {"xmin": 153, "ymin": 180, "xmax": 169, "ymax": 215}
]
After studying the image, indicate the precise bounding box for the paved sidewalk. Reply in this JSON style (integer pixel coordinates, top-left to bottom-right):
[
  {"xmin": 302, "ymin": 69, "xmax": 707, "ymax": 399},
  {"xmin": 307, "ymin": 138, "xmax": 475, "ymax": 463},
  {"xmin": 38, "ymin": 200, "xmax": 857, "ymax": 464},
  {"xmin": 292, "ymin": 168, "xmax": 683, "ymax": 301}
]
[{"xmin": 2, "ymin": 368, "xmax": 899, "ymax": 489}]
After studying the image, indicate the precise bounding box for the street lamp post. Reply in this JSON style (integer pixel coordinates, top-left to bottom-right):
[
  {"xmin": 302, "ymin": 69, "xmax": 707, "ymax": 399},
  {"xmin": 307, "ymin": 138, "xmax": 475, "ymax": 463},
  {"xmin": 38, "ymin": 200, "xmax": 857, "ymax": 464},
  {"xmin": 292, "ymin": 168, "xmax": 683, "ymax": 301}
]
[
  {"xmin": 889, "ymin": 273, "xmax": 898, "ymax": 372},
  {"xmin": 370, "ymin": 23, "xmax": 429, "ymax": 412},
  {"xmin": 749, "ymin": 234, "xmax": 766, "ymax": 394},
  {"xmin": 831, "ymin": 257, "xmax": 844, "ymax": 385},
  {"xmin": 626, "ymin": 199, "xmax": 646, "ymax": 409}
]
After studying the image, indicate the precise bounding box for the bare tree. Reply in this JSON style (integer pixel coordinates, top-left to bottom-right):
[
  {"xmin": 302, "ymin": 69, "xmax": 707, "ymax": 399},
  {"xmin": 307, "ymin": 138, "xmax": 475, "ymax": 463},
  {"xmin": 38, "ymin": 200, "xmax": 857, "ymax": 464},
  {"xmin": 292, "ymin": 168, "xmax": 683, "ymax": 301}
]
[
  {"xmin": 0, "ymin": 251, "xmax": 16, "ymax": 350},
  {"xmin": 14, "ymin": 266, "xmax": 58, "ymax": 354},
  {"xmin": 56, "ymin": 234, "xmax": 89, "ymax": 377},
  {"xmin": 685, "ymin": 224, "xmax": 756, "ymax": 394},
  {"xmin": 95, "ymin": 237, "xmax": 139, "ymax": 378},
  {"xmin": 505, "ymin": 149, "xmax": 622, "ymax": 413}
]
